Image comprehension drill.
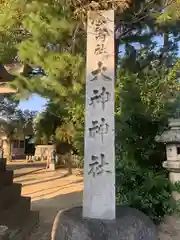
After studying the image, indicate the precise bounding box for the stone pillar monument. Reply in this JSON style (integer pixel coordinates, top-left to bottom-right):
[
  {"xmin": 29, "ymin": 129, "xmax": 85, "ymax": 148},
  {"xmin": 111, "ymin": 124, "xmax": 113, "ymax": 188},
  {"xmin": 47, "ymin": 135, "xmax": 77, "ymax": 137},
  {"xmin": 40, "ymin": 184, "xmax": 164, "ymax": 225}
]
[
  {"xmin": 51, "ymin": 10, "xmax": 158, "ymax": 240},
  {"xmin": 83, "ymin": 10, "xmax": 115, "ymax": 221}
]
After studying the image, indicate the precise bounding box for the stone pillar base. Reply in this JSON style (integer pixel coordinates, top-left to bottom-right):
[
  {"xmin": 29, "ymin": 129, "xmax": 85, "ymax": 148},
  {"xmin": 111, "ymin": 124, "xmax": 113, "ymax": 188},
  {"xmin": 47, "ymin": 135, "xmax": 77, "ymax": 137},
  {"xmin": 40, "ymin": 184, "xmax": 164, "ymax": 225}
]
[{"xmin": 51, "ymin": 206, "xmax": 158, "ymax": 240}]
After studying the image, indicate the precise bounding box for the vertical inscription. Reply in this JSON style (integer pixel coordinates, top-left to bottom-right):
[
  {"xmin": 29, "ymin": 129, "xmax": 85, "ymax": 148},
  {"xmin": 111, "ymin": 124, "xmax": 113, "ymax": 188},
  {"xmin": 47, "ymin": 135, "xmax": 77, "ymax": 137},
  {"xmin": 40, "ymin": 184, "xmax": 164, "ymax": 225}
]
[
  {"xmin": 89, "ymin": 118, "xmax": 109, "ymax": 143},
  {"xmin": 83, "ymin": 10, "xmax": 115, "ymax": 220},
  {"xmin": 89, "ymin": 87, "xmax": 111, "ymax": 110},
  {"xmin": 88, "ymin": 153, "xmax": 112, "ymax": 177},
  {"xmin": 90, "ymin": 61, "xmax": 112, "ymax": 81}
]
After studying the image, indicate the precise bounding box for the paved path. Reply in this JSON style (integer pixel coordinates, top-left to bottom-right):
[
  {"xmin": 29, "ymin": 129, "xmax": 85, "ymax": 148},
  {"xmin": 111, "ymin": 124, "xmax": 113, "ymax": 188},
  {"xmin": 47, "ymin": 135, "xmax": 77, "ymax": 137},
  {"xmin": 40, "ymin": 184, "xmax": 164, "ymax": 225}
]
[{"xmin": 10, "ymin": 161, "xmax": 83, "ymax": 240}]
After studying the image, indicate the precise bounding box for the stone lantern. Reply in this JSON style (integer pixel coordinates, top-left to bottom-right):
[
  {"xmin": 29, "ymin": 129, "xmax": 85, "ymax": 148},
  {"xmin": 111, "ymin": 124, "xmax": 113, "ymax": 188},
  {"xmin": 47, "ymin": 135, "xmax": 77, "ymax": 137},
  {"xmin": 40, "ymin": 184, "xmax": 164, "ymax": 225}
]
[{"xmin": 156, "ymin": 118, "xmax": 180, "ymax": 200}]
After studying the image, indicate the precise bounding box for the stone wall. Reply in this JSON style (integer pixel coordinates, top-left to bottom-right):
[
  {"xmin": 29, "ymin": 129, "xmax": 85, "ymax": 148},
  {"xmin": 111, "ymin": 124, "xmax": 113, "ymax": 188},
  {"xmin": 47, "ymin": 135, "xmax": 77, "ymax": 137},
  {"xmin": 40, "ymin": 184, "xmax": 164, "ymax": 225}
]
[{"xmin": 34, "ymin": 145, "xmax": 55, "ymax": 161}]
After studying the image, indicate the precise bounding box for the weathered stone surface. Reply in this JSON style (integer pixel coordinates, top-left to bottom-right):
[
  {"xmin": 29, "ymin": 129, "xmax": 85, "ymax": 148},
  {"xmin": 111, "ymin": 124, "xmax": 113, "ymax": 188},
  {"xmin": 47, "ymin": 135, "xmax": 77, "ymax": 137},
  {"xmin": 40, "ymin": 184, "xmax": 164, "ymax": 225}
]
[
  {"xmin": 51, "ymin": 206, "xmax": 158, "ymax": 240},
  {"xmin": 84, "ymin": 9, "xmax": 116, "ymax": 221},
  {"xmin": 155, "ymin": 119, "xmax": 180, "ymax": 143},
  {"xmin": 156, "ymin": 129, "xmax": 180, "ymax": 143},
  {"xmin": 0, "ymin": 225, "xmax": 9, "ymax": 240},
  {"xmin": 163, "ymin": 161, "xmax": 180, "ymax": 172},
  {"xmin": 158, "ymin": 215, "xmax": 180, "ymax": 240}
]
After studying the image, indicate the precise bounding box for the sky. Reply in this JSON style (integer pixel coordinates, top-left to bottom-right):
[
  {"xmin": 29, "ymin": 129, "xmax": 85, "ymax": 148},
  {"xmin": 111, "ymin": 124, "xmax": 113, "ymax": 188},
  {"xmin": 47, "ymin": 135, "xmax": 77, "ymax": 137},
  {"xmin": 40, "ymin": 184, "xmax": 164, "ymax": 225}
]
[{"xmin": 19, "ymin": 95, "xmax": 47, "ymax": 111}]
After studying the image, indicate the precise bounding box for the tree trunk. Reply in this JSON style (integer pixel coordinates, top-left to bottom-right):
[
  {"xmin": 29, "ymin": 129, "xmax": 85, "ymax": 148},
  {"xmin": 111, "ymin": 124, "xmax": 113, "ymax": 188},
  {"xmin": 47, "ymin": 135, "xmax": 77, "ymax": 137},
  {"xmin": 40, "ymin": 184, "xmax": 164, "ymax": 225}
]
[
  {"xmin": 65, "ymin": 152, "xmax": 72, "ymax": 175},
  {"xmin": 159, "ymin": 32, "xmax": 169, "ymax": 63}
]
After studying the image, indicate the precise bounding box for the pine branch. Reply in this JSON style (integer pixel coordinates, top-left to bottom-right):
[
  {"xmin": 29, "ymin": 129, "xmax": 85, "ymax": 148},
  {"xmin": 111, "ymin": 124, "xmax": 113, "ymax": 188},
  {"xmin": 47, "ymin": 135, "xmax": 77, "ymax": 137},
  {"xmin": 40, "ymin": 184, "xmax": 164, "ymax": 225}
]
[{"xmin": 0, "ymin": 64, "xmax": 15, "ymax": 82}]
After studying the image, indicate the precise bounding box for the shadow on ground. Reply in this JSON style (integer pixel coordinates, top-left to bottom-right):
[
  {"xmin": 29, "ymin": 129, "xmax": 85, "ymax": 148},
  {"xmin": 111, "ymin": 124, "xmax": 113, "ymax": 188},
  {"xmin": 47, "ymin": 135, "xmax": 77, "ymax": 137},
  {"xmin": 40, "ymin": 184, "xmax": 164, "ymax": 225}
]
[
  {"xmin": 30, "ymin": 191, "xmax": 83, "ymax": 240},
  {"xmin": 7, "ymin": 162, "xmax": 46, "ymax": 170},
  {"xmin": 7, "ymin": 161, "xmax": 46, "ymax": 178},
  {"xmin": 13, "ymin": 168, "xmax": 45, "ymax": 178},
  {"xmin": 28, "ymin": 179, "xmax": 83, "ymax": 198},
  {"xmin": 22, "ymin": 172, "xmax": 78, "ymax": 187}
]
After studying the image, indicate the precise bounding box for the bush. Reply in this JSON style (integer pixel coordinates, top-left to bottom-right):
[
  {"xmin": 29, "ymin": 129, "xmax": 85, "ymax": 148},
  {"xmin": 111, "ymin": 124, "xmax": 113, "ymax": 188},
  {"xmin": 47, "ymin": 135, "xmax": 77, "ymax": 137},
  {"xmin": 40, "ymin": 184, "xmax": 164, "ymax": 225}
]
[
  {"xmin": 115, "ymin": 66, "xmax": 180, "ymax": 223},
  {"xmin": 116, "ymin": 156, "xmax": 177, "ymax": 223}
]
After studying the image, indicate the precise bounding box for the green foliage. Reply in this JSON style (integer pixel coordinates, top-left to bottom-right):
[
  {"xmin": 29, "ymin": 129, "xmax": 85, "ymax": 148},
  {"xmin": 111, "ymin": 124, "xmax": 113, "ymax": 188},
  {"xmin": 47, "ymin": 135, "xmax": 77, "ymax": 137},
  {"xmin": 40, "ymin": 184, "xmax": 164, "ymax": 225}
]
[
  {"xmin": 33, "ymin": 100, "xmax": 64, "ymax": 144},
  {"xmin": 157, "ymin": 0, "xmax": 180, "ymax": 23},
  {"xmin": 116, "ymin": 156, "xmax": 177, "ymax": 223},
  {"xmin": 115, "ymin": 49, "xmax": 180, "ymax": 222},
  {"xmin": 33, "ymin": 99, "xmax": 84, "ymax": 153}
]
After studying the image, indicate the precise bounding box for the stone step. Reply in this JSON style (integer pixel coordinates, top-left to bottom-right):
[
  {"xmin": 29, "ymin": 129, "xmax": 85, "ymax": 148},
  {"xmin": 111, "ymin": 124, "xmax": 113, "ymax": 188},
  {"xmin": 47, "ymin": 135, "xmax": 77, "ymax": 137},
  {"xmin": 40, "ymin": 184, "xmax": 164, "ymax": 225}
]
[
  {"xmin": 0, "ymin": 170, "xmax": 13, "ymax": 189},
  {"xmin": 9, "ymin": 211, "xmax": 39, "ymax": 240},
  {"xmin": 0, "ymin": 183, "xmax": 22, "ymax": 210},
  {"xmin": 0, "ymin": 197, "xmax": 31, "ymax": 228}
]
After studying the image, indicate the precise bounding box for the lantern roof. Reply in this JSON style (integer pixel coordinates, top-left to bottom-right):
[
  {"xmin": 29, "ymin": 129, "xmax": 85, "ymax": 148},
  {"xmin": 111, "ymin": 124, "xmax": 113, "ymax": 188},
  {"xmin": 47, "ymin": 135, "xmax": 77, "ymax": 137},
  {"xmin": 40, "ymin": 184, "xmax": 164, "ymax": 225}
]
[{"xmin": 155, "ymin": 119, "xmax": 180, "ymax": 143}]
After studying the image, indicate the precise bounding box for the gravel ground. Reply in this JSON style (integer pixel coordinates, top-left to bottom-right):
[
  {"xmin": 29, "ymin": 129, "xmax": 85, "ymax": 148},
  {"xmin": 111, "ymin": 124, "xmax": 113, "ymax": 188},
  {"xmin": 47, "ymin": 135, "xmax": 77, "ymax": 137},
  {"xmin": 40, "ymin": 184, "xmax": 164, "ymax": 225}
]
[
  {"xmin": 158, "ymin": 215, "xmax": 180, "ymax": 240},
  {"xmin": 29, "ymin": 223, "xmax": 51, "ymax": 240}
]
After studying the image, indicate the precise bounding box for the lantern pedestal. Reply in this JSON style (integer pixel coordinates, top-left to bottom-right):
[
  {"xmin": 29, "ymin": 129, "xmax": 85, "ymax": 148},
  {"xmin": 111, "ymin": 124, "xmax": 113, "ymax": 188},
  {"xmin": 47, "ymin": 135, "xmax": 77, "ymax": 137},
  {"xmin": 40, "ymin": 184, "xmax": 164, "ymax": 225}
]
[
  {"xmin": 169, "ymin": 171, "xmax": 180, "ymax": 201},
  {"xmin": 163, "ymin": 161, "xmax": 180, "ymax": 200}
]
